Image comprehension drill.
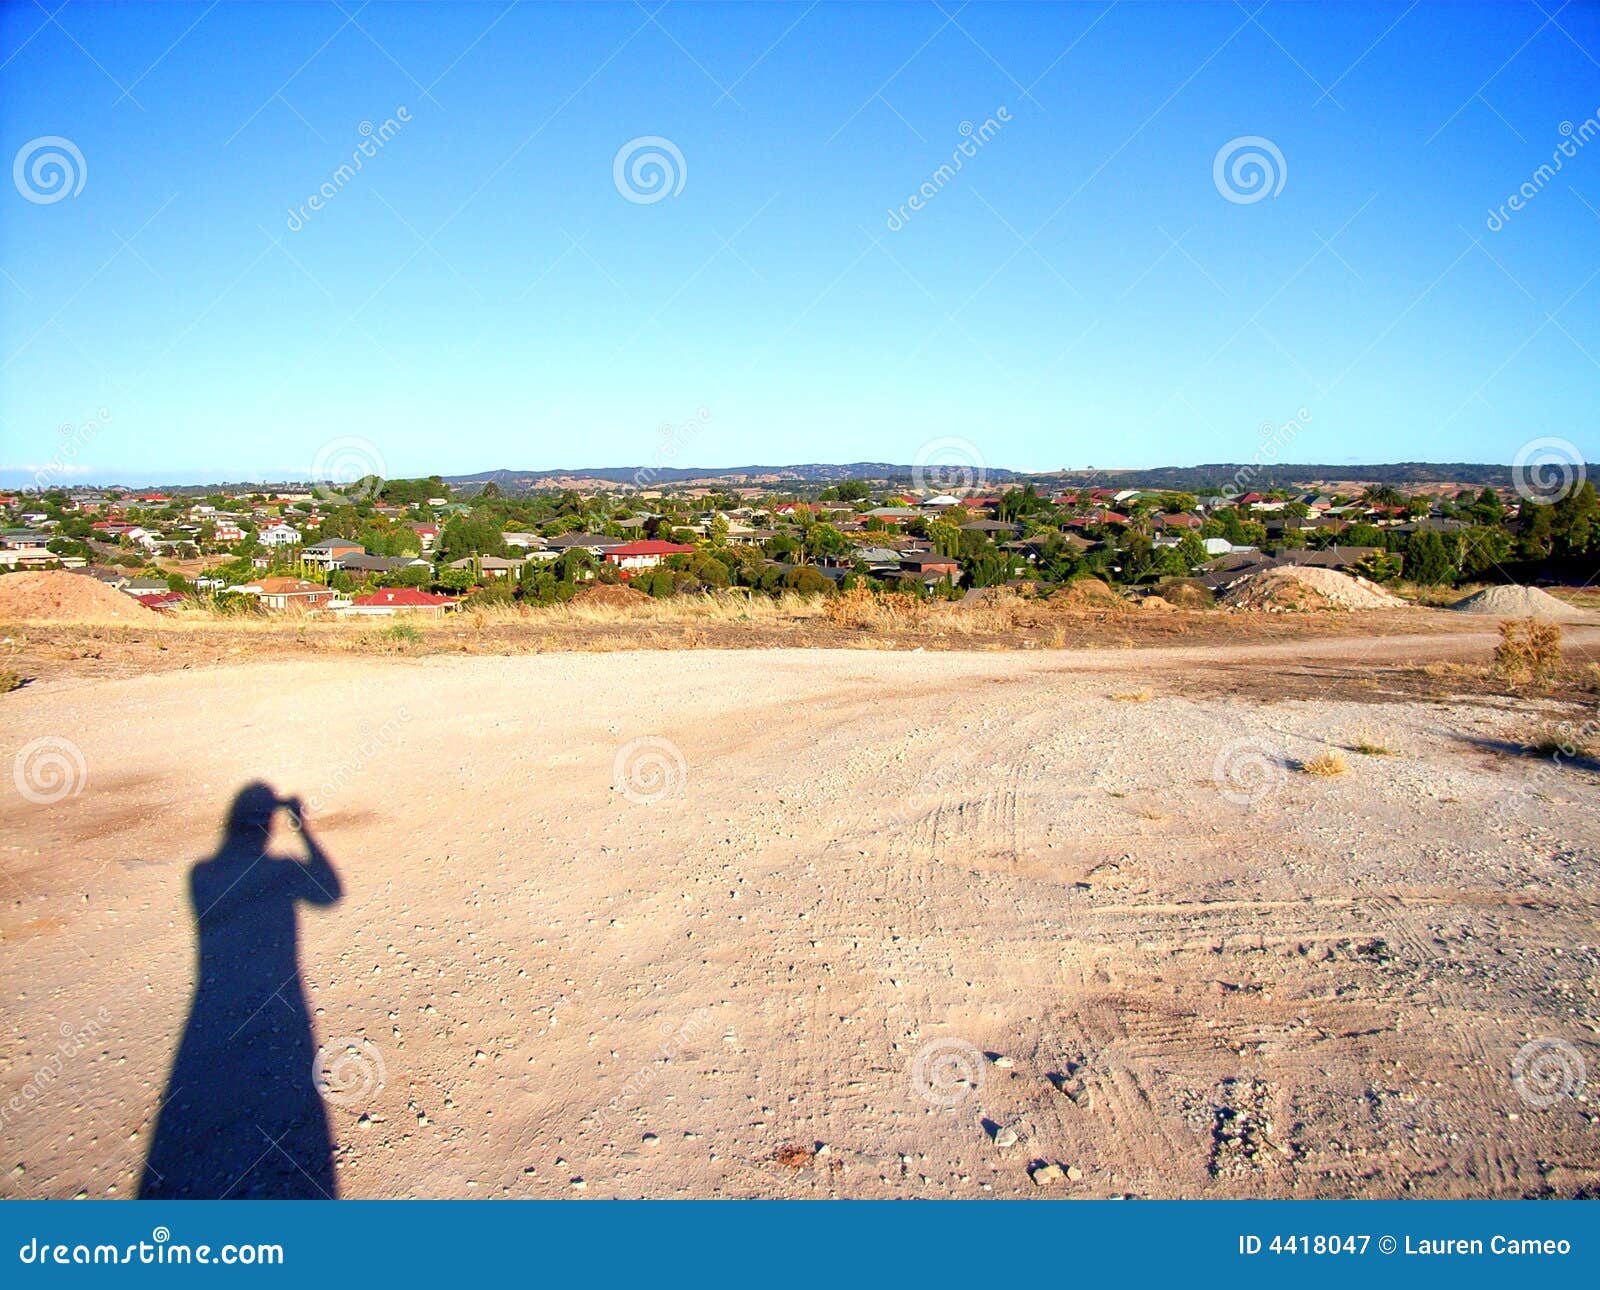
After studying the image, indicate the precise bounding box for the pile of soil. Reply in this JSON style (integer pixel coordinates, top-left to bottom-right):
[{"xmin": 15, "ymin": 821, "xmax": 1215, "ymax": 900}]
[
  {"xmin": 1448, "ymin": 585, "xmax": 1592, "ymax": 621},
  {"xmin": 1222, "ymin": 566, "xmax": 1404, "ymax": 612},
  {"xmin": 1156, "ymin": 579, "xmax": 1216, "ymax": 609},
  {"xmin": 1050, "ymin": 578, "xmax": 1128, "ymax": 612},
  {"xmin": 1139, "ymin": 595, "xmax": 1176, "ymax": 612},
  {"xmin": 0, "ymin": 571, "xmax": 158, "ymax": 623},
  {"xmin": 569, "ymin": 583, "xmax": 650, "ymax": 608}
]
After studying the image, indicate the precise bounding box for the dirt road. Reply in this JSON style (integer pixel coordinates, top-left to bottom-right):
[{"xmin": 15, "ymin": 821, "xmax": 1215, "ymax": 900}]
[{"xmin": 2, "ymin": 635, "xmax": 1597, "ymax": 1197}]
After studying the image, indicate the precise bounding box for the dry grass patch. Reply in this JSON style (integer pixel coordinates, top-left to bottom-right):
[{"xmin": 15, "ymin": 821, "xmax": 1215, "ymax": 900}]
[
  {"xmin": 1349, "ymin": 730, "xmax": 1395, "ymax": 756},
  {"xmin": 1526, "ymin": 724, "xmax": 1597, "ymax": 760},
  {"xmin": 1300, "ymin": 751, "xmax": 1348, "ymax": 777},
  {"xmin": 1494, "ymin": 617, "xmax": 1563, "ymax": 686},
  {"xmin": 0, "ymin": 668, "xmax": 21, "ymax": 694},
  {"xmin": 1110, "ymin": 689, "xmax": 1153, "ymax": 703}
]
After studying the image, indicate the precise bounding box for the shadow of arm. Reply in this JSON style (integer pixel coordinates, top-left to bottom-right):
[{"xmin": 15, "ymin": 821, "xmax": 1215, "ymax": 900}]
[{"xmin": 292, "ymin": 811, "xmax": 343, "ymax": 905}]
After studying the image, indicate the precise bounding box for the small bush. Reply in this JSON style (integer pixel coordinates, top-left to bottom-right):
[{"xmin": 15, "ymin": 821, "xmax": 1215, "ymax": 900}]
[
  {"xmin": 384, "ymin": 621, "xmax": 422, "ymax": 645},
  {"xmin": 1300, "ymin": 752, "xmax": 1348, "ymax": 777},
  {"xmin": 1494, "ymin": 618, "xmax": 1562, "ymax": 686},
  {"xmin": 1350, "ymin": 730, "xmax": 1394, "ymax": 756},
  {"xmin": 0, "ymin": 669, "xmax": 21, "ymax": 694}
]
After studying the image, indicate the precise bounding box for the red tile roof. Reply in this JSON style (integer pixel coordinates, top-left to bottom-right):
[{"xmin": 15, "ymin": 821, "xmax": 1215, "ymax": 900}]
[
  {"xmin": 352, "ymin": 588, "xmax": 455, "ymax": 607},
  {"xmin": 603, "ymin": 540, "xmax": 696, "ymax": 557}
]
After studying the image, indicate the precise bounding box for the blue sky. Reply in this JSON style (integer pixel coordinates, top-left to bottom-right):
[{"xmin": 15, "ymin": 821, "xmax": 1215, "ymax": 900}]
[{"xmin": 3, "ymin": 0, "xmax": 1599, "ymax": 485}]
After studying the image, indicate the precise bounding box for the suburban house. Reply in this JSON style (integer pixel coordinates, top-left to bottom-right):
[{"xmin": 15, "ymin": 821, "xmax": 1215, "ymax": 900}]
[
  {"xmin": 258, "ymin": 523, "xmax": 303, "ymax": 547},
  {"xmin": 236, "ymin": 576, "xmax": 337, "ymax": 610},
  {"xmin": 0, "ymin": 544, "xmax": 85, "ymax": 570},
  {"xmin": 342, "ymin": 553, "xmax": 427, "ymax": 575},
  {"xmin": 212, "ymin": 520, "xmax": 245, "ymax": 543},
  {"xmin": 545, "ymin": 532, "xmax": 627, "ymax": 557},
  {"xmin": 447, "ymin": 555, "xmax": 525, "ymax": 579},
  {"xmin": 302, "ymin": 538, "xmax": 364, "ymax": 569},
  {"xmin": 347, "ymin": 588, "xmax": 459, "ymax": 616},
  {"xmin": 898, "ymin": 553, "xmax": 962, "ymax": 583},
  {"xmin": 407, "ymin": 523, "xmax": 440, "ymax": 551},
  {"xmin": 602, "ymin": 539, "xmax": 696, "ymax": 576}
]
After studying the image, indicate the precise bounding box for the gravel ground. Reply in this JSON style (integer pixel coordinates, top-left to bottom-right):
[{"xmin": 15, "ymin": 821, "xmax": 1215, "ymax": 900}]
[{"xmin": 1, "ymin": 635, "xmax": 1597, "ymax": 1199}]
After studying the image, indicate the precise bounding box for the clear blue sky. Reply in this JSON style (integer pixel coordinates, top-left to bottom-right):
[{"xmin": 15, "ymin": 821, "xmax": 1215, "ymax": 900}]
[{"xmin": 3, "ymin": 0, "xmax": 1598, "ymax": 485}]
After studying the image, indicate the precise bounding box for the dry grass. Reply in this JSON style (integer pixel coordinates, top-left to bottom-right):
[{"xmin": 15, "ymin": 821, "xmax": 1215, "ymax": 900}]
[
  {"xmin": 1110, "ymin": 689, "xmax": 1153, "ymax": 703},
  {"xmin": 0, "ymin": 668, "xmax": 21, "ymax": 694},
  {"xmin": 772, "ymin": 1143, "xmax": 816, "ymax": 1170},
  {"xmin": 1349, "ymin": 729, "xmax": 1395, "ymax": 756},
  {"xmin": 1494, "ymin": 617, "xmax": 1563, "ymax": 686},
  {"xmin": 1526, "ymin": 724, "xmax": 1597, "ymax": 760},
  {"xmin": 1300, "ymin": 751, "xmax": 1348, "ymax": 777}
]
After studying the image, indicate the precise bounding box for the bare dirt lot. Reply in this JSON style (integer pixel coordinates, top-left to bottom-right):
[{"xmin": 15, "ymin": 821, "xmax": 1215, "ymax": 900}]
[{"xmin": 2, "ymin": 628, "xmax": 1598, "ymax": 1198}]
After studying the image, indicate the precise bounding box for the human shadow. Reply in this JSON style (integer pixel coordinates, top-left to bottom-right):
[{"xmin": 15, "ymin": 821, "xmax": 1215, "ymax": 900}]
[{"xmin": 139, "ymin": 783, "xmax": 342, "ymax": 1199}]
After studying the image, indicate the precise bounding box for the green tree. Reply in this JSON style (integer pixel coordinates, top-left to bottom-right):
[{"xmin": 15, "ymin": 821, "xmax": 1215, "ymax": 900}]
[{"xmin": 1404, "ymin": 530, "xmax": 1454, "ymax": 585}]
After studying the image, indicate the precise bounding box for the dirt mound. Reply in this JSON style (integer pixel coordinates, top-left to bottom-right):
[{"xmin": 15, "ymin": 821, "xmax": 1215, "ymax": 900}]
[
  {"xmin": 569, "ymin": 583, "xmax": 650, "ymax": 608},
  {"xmin": 0, "ymin": 571, "xmax": 158, "ymax": 623},
  {"xmin": 1156, "ymin": 579, "xmax": 1216, "ymax": 609},
  {"xmin": 1139, "ymin": 595, "xmax": 1176, "ymax": 612},
  {"xmin": 1222, "ymin": 566, "xmax": 1404, "ymax": 612},
  {"xmin": 1050, "ymin": 578, "xmax": 1128, "ymax": 612},
  {"xmin": 1448, "ymin": 585, "xmax": 1591, "ymax": 621}
]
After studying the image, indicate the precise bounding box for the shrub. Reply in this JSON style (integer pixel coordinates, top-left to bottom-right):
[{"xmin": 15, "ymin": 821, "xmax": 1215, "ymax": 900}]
[
  {"xmin": 1300, "ymin": 752, "xmax": 1347, "ymax": 776},
  {"xmin": 1494, "ymin": 618, "xmax": 1562, "ymax": 686}
]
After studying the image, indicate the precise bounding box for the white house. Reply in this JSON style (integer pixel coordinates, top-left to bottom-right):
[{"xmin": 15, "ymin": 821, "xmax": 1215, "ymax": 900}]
[{"xmin": 259, "ymin": 523, "xmax": 302, "ymax": 547}]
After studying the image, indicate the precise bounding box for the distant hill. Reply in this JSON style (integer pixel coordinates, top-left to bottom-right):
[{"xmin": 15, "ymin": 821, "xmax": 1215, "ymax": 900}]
[{"xmin": 440, "ymin": 461, "xmax": 1578, "ymax": 495}]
